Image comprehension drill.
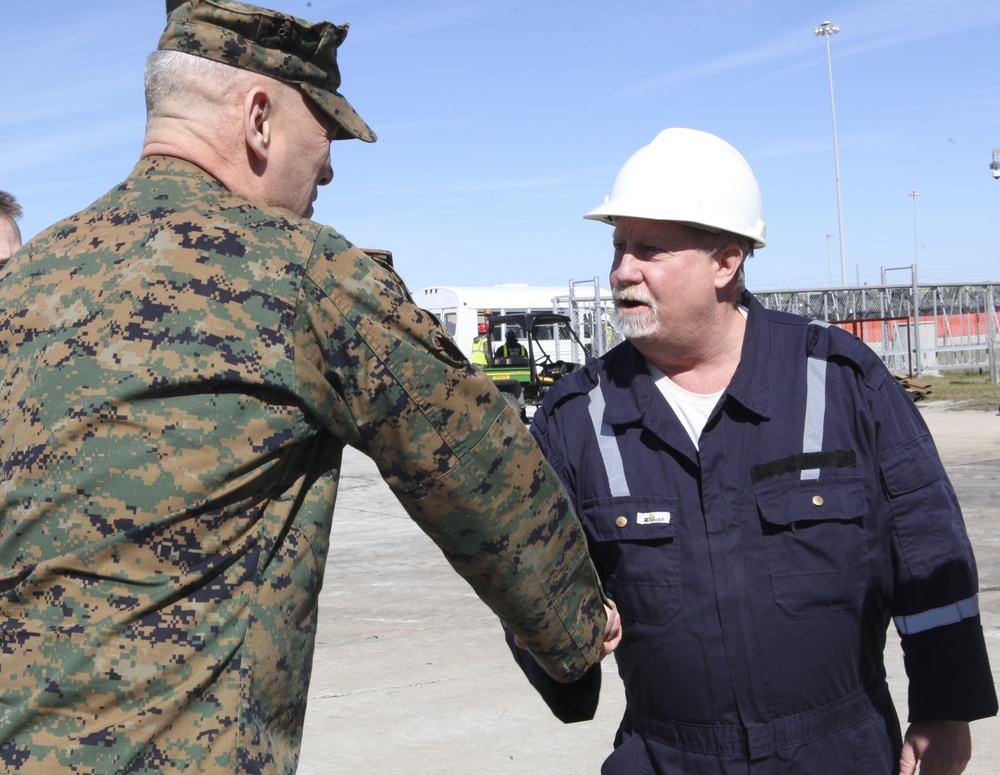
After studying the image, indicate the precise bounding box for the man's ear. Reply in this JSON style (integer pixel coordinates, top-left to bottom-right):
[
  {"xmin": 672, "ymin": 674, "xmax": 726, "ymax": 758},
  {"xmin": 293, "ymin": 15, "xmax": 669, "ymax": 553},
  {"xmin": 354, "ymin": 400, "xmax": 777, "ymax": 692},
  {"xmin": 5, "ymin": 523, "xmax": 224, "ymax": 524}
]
[
  {"xmin": 713, "ymin": 243, "xmax": 744, "ymax": 289},
  {"xmin": 243, "ymin": 87, "xmax": 271, "ymax": 164}
]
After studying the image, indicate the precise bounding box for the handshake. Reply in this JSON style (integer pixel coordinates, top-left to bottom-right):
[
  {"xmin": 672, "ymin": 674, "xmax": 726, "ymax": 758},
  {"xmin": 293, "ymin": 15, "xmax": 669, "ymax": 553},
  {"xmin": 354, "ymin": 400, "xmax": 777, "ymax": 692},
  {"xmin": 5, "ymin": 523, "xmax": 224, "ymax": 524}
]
[{"xmin": 513, "ymin": 599, "xmax": 622, "ymax": 663}]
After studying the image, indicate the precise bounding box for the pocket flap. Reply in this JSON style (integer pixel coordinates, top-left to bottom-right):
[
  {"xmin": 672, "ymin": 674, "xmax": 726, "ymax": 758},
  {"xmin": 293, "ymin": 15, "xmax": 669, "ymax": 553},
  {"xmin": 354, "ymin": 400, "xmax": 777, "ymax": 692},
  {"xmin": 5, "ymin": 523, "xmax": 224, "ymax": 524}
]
[
  {"xmin": 755, "ymin": 476, "xmax": 867, "ymax": 527},
  {"xmin": 881, "ymin": 433, "xmax": 945, "ymax": 496}
]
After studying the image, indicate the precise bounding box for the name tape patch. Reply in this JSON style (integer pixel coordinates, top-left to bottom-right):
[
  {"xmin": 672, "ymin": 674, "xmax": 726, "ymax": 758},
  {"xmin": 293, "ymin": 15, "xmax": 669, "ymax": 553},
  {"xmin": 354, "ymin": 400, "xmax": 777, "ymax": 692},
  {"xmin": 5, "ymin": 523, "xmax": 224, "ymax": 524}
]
[{"xmin": 637, "ymin": 511, "xmax": 671, "ymax": 525}]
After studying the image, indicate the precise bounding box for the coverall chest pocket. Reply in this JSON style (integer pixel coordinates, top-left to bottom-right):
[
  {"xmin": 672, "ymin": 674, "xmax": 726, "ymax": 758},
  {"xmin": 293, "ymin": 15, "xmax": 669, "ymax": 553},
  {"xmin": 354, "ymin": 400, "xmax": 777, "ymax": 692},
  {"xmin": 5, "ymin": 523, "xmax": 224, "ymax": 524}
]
[
  {"xmin": 755, "ymin": 476, "xmax": 869, "ymax": 618},
  {"xmin": 580, "ymin": 497, "xmax": 680, "ymax": 626}
]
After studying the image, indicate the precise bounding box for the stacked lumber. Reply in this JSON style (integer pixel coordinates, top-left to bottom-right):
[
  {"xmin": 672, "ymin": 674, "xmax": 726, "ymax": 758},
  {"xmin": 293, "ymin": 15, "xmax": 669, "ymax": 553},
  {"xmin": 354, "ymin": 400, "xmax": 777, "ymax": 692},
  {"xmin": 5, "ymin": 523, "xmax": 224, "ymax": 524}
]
[{"xmin": 891, "ymin": 372, "xmax": 932, "ymax": 400}]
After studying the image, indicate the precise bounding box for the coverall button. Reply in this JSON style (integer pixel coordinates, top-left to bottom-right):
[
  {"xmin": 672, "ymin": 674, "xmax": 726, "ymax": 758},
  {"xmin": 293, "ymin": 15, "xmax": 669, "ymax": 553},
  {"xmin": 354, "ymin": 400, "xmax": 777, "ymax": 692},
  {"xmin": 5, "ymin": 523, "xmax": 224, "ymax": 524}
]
[
  {"xmin": 615, "ymin": 516, "xmax": 628, "ymax": 528},
  {"xmin": 812, "ymin": 495, "xmax": 824, "ymax": 506}
]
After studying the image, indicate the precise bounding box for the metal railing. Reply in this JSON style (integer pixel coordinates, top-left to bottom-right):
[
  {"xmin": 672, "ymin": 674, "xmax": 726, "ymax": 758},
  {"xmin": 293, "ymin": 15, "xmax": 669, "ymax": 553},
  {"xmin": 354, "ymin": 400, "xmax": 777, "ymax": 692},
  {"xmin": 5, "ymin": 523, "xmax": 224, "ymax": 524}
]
[
  {"xmin": 557, "ymin": 278, "xmax": 1000, "ymax": 384},
  {"xmin": 755, "ymin": 282, "xmax": 1000, "ymax": 382}
]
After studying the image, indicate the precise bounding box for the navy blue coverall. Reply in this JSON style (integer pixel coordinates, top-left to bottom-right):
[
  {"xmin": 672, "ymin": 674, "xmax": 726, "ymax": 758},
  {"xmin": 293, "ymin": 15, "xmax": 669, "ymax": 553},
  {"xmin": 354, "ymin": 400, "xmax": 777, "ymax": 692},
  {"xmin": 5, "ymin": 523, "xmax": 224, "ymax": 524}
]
[{"xmin": 511, "ymin": 292, "xmax": 997, "ymax": 773}]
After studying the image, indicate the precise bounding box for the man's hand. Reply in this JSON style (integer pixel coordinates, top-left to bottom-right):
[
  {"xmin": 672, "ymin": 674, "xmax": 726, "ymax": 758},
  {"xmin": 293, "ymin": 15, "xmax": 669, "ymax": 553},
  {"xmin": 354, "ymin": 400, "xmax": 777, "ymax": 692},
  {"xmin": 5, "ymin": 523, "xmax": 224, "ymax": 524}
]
[
  {"xmin": 599, "ymin": 599, "xmax": 622, "ymax": 660},
  {"xmin": 512, "ymin": 599, "xmax": 622, "ymax": 660},
  {"xmin": 899, "ymin": 720, "xmax": 971, "ymax": 775}
]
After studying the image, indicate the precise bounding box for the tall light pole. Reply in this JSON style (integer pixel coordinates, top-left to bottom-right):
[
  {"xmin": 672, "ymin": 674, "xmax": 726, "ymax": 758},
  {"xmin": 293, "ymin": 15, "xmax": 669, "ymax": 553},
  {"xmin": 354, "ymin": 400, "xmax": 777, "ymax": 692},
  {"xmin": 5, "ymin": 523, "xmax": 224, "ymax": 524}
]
[
  {"xmin": 815, "ymin": 21, "xmax": 846, "ymax": 286},
  {"xmin": 908, "ymin": 190, "xmax": 919, "ymax": 269}
]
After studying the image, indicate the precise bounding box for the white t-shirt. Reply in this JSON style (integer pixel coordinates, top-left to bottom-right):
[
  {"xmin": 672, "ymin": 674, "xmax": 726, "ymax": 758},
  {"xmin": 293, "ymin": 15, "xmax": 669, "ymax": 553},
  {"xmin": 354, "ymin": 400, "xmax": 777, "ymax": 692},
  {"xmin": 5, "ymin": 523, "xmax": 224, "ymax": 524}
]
[
  {"xmin": 649, "ymin": 366, "xmax": 722, "ymax": 450},
  {"xmin": 648, "ymin": 306, "xmax": 747, "ymax": 449}
]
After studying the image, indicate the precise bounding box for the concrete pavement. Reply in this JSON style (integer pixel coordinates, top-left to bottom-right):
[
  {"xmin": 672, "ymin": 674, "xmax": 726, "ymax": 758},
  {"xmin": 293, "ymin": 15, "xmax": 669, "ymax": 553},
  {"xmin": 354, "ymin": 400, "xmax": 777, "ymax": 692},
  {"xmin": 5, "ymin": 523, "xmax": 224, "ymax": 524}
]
[{"xmin": 299, "ymin": 403, "xmax": 1000, "ymax": 774}]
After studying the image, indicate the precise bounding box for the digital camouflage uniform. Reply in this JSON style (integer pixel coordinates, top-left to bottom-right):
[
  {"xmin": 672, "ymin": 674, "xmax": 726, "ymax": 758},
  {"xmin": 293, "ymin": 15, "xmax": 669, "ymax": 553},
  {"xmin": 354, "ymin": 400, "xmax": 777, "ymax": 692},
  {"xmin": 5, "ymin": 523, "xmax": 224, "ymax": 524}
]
[
  {"xmin": 0, "ymin": 3, "xmax": 607, "ymax": 771},
  {"xmin": 0, "ymin": 155, "xmax": 606, "ymax": 774}
]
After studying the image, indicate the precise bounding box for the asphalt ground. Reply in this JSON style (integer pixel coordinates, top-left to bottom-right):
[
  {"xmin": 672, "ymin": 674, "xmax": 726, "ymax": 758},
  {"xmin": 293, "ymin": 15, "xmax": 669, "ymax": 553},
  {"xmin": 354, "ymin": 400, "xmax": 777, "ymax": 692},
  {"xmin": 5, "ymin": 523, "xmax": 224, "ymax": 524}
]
[{"xmin": 298, "ymin": 403, "xmax": 1000, "ymax": 774}]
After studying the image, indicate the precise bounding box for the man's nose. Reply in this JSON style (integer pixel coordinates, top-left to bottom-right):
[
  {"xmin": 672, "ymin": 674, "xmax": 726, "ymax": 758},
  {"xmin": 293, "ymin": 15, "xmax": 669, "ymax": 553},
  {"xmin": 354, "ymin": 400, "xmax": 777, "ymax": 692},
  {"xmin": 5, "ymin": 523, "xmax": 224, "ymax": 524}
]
[
  {"xmin": 611, "ymin": 251, "xmax": 642, "ymax": 284},
  {"xmin": 318, "ymin": 157, "xmax": 334, "ymax": 187}
]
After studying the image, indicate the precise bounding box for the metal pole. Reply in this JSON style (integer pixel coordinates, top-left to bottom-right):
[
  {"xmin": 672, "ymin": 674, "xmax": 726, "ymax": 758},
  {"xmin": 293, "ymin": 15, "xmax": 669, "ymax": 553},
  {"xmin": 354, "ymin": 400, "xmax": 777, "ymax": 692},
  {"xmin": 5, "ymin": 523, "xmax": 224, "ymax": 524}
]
[
  {"xmin": 879, "ymin": 278, "xmax": 889, "ymax": 366},
  {"xmin": 912, "ymin": 263, "xmax": 921, "ymax": 377},
  {"xmin": 593, "ymin": 275, "xmax": 603, "ymax": 357},
  {"xmin": 908, "ymin": 192, "xmax": 921, "ymax": 377},
  {"xmin": 815, "ymin": 22, "xmax": 846, "ymax": 286},
  {"xmin": 987, "ymin": 285, "xmax": 999, "ymax": 385}
]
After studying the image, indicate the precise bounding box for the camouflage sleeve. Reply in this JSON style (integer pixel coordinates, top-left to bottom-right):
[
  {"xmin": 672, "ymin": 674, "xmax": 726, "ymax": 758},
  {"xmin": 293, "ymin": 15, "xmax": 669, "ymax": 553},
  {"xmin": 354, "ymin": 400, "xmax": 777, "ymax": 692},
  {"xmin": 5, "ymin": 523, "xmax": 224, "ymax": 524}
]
[{"xmin": 293, "ymin": 232, "xmax": 607, "ymax": 681}]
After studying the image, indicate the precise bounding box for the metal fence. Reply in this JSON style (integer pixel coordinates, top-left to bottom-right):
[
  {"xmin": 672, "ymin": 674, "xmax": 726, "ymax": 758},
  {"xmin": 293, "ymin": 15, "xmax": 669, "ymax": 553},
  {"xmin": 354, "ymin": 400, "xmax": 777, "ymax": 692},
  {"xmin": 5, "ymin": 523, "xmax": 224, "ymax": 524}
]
[
  {"xmin": 559, "ymin": 278, "xmax": 1000, "ymax": 383},
  {"xmin": 555, "ymin": 278, "xmax": 619, "ymax": 358}
]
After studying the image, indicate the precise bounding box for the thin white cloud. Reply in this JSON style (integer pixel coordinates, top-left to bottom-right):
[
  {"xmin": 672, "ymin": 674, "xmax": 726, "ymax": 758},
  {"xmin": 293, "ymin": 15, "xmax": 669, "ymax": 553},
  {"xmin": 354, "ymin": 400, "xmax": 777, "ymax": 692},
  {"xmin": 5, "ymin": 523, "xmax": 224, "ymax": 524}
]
[
  {"xmin": 622, "ymin": 0, "xmax": 1000, "ymax": 95},
  {"xmin": 756, "ymin": 129, "xmax": 899, "ymax": 160},
  {"xmin": 832, "ymin": 0, "xmax": 1000, "ymax": 54}
]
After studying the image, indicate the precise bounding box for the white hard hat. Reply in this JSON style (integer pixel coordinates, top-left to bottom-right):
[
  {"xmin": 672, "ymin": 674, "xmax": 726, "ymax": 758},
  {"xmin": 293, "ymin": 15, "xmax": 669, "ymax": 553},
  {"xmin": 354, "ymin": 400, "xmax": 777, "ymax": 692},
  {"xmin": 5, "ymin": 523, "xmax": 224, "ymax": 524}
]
[{"xmin": 584, "ymin": 128, "xmax": 766, "ymax": 248}]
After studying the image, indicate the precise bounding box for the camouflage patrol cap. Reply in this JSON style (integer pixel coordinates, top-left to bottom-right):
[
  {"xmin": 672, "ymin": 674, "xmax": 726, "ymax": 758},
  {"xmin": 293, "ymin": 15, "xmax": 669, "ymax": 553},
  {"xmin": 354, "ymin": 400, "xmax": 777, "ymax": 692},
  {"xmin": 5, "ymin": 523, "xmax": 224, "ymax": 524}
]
[{"xmin": 160, "ymin": 0, "xmax": 376, "ymax": 142}]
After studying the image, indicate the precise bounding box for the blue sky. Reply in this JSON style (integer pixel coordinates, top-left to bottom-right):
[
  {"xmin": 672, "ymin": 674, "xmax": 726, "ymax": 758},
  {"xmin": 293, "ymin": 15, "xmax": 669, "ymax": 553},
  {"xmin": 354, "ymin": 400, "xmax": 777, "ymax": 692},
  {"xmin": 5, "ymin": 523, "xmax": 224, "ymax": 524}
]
[{"xmin": 3, "ymin": 0, "xmax": 999, "ymax": 293}]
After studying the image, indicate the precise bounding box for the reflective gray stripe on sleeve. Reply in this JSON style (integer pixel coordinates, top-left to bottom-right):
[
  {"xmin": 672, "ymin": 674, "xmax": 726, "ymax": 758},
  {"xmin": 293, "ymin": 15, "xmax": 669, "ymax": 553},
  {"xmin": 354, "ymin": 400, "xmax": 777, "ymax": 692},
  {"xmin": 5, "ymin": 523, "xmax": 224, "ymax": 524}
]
[
  {"xmin": 801, "ymin": 320, "xmax": 830, "ymax": 481},
  {"xmin": 587, "ymin": 377, "xmax": 631, "ymax": 497},
  {"xmin": 893, "ymin": 595, "xmax": 980, "ymax": 636}
]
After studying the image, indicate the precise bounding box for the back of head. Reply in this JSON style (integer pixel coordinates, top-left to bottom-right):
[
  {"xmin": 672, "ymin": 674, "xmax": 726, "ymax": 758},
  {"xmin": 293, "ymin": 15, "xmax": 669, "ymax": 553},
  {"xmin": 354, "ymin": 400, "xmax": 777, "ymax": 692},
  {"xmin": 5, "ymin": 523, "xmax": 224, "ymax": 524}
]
[
  {"xmin": 154, "ymin": 0, "xmax": 375, "ymax": 143},
  {"xmin": 0, "ymin": 190, "xmax": 23, "ymax": 221},
  {"xmin": 0, "ymin": 190, "xmax": 24, "ymax": 264},
  {"xmin": 584, "ymin": 128, "xmax": 766, "ymax": 249},
  {"xmin": 145, "ymin": 47, "xmax": 256, "ymax": 123}
]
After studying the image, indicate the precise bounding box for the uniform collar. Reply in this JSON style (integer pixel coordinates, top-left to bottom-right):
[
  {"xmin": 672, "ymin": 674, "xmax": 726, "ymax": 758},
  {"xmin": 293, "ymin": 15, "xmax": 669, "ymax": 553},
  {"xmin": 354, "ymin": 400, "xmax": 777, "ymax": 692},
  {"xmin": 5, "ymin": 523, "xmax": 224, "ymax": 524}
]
[
  {"xmin": 724, "ymin": 291, "xmax": 773, "ymax": 421},
  {"xmin": 132, "ymin": 155, "xmax": 229, "ymax": 192},
  {"xmin": 591, "ymin": 291, "xmax": 774, "ymax": 427}
]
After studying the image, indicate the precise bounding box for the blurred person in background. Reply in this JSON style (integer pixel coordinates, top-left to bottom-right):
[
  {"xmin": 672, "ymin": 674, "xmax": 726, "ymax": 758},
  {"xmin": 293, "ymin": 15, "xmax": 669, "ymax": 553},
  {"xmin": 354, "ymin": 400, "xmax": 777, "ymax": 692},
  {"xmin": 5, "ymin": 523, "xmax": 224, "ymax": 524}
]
[{"xmin": 0, "ymin": 189, "xmax": 23, "ymax": 266}]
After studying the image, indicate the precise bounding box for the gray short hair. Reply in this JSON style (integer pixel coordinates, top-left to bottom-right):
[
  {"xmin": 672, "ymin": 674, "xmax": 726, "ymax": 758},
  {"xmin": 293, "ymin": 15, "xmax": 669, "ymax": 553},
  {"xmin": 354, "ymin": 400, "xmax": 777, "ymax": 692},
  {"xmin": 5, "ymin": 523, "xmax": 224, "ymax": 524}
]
[
  {"xmin": 687, "ymin": 225, "xmax": 753, "ymax": 304},
  {"xmin": 144, "ymin": 49, "xmax": 258, "ymax": 119}
]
